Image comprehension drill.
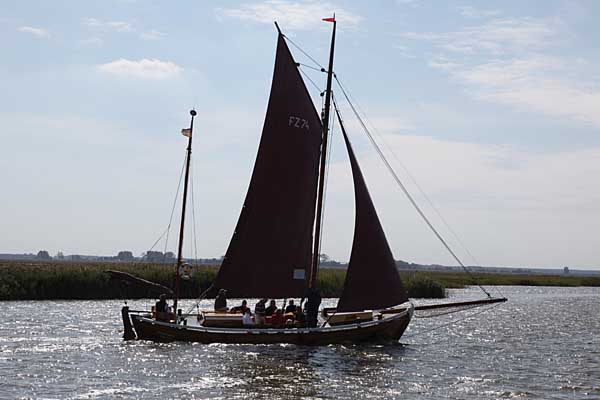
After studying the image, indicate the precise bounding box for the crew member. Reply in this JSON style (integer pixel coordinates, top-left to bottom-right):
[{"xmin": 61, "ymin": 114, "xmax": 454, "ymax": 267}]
[
  {"xmin": 155, "ymin": 294, "xmax": 170, "ymax": 321},
  {"xmin": 285, "ymin": 299, "xmax": 297, "ymax": 314},
  {"xmin": 254, "ymin": 298, "xmax": 267, "ymax": 325},
  {"xmin": 231, "ymin": 299, "xmax": 249, "ymax": 314},
  {"xmin": 242, "ymin": 309, "xmax": 254, "ymax": 326},
  {"xmin": 305, "ymin": 288, "xmax": 321, "ymax": 328},
  {"xmin": 265, "ymin": 299, "xmax": 277, "ymax": 316},
  {"xmin": 214, "ymin": 289, "xmax": 228, "ymax": 312},
  {"xmin": 294, "ymin": 306, "xmax": 306, "ymax": 328}
]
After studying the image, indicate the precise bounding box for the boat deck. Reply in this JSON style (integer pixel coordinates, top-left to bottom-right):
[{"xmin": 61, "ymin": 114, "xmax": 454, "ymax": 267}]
[{"xmin": 126, "ymin": 304, "xmax": 414, "ymax": 345}]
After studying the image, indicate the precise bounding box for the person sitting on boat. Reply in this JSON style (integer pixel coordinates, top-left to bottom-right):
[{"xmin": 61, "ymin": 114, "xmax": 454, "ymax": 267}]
[
  {"xmin": 268, "ymin": 309, "xmax": 284, "ymax": 327},
  {"xmin": 155, "ymin": 294, "xmax": 171, "ymax": 321},
  {"xmin": 214, "ymin": 289, "xmax": 228, "ymax": 312},
  {"xmin": 254, "ymin": 298, "xmax": 267, "ymax": 325},
  {"xmin": 294, "ymin": 306, "xmax": 306, "ymax": 328},
  {"xmin": 265, "ymin": 299, "xmax": 278, "ymax": 316},
  {"xmin": 242, "ymin": 308, "xmax": 254, "ymax": 326},
  {"xmin": 284, "ymin": 299, "xmax": 297, "ymax": 314},
  {"xmin": 304, "ymin": 288, "xmax": 322, "ymax": 328},
  {"xmin": 230, "ymin": 299, "xmax": 249, "ymax": 314}
]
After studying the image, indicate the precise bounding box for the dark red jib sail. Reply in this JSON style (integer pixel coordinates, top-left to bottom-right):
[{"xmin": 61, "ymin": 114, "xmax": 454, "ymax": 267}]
[
  {"xmin": 212, "ymin": 33, "xmax": 322, "ymax": 298},
  {"xmin": 336, "ymin": 114, "xmax": 409, "ymax": 312}
]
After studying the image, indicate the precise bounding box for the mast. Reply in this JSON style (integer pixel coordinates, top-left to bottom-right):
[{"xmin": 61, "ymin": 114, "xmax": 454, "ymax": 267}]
[
  {"xmin": 309, "ymin": 17, "xmax": 336, "ymax": 289},
  {"xmin": 174, "ymin": 109, "xmax": 196, "ymax": 314}
]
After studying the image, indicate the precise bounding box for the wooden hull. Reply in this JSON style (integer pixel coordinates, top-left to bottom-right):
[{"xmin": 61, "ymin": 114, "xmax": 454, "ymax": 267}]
[
  {"xmin": 127, "ymin": 306, "xmax": 412, "ymax": 345},
  {"xmin": 326, "ymin": 310, "xmax": 374, "ymax": 326}
]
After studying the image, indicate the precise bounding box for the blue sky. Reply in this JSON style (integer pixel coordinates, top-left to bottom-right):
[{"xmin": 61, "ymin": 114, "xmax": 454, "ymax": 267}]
[{"xmin": 1, "ymin": 0, "xmax": 599, "ymax": 269}]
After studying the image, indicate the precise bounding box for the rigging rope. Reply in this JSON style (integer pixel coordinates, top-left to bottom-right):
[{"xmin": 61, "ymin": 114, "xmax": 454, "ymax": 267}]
[
  {"xmin": 164, "ymin": 152, "xmax": 188, "ymax": 258},
  {"xmin": 315, "ymin": 98, "xmax": 336, "ymax": 267},
  {"xmin": 190, "ymin": 158, "xmax": 199, "ymax": 266},
  {"xmin": 334, "ymin": 76, "xmax": 503, "ymax": 300},
  {"xmin": 281, "ymin": 36, "xmax": 492, "ymax": 296},
  {"xmin": 413, "ymin": 304, "xmax": 483, "ymax": 319},
  {"xmin": 404, "ymin": 302, "xmax": 503, "ymax": 339},
  {"xmin": 282, "ymin": 33, "xmax": 499, "ymax": 300},
  {"xmin": 338, "ymin": 77, "xmax": 479, "ymax": 263},
  {"xmin": 333, "ymin": 76, "xmax": 492, "ymax": 298},
  {"xmin": 146, "ymin": 227, "xmax": 169, "ymax": 254},
  {"xmin": 184, "ymin": 286, "xmax": 211, "ymax": 317},
  {"xmin": 297, "ymin": 62, "xmax": 323, "ymax": 73},
  {"xmin": 282, "ymin": 35, "xmax": 325, "ymax": 70},
  {"xmin": 298, "ymin": 66, "xmax": 323, "ymax": 94},
  {"xmin": 297, "ymin": 57, "xmax": 333, "ymax": 274},
  {"xmin": 146, "ymin": 155, "xmax": 187, "ymax": 255}
]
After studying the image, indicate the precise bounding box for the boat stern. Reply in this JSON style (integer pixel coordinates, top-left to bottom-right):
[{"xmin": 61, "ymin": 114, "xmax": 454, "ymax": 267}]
[{"xmin": 121, "ymin": 305, "xmax": 136, "ymax": 340}]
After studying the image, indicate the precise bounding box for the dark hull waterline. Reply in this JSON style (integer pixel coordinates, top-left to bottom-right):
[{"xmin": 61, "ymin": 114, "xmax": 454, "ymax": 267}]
[{"xmin": 128, "ymin": 307, "xmax": 413, "ymax": 345}]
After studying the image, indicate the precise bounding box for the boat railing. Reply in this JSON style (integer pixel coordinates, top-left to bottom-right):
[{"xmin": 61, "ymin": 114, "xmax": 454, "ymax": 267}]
[
  {"xmin": 126, "ymin": 309, "xmax": 152, "ymax": 314},
  {"xmin": 126, "ymin": 308, "xmax": 203, "ymax": 317}
]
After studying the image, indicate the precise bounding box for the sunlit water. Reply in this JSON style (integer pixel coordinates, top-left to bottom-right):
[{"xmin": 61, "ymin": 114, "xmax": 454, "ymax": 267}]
[{"xmin": 1, "ymin": 286, "xmax": 598, "ymax": 399}]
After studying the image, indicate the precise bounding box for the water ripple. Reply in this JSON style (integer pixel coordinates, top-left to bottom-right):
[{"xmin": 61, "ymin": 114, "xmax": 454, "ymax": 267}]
[{"xmin": 1, "ymin": 287, "xmax": 599, "ymax": 399}]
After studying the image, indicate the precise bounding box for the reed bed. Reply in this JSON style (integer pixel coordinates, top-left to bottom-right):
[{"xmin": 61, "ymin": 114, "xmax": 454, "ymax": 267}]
[
  {"xmin": 413, "ymin": 270, "xmax": 600, "ymax": 289},
  {"xmin": 1, "ymin": 260, "xmax": 597, "ymax": 301}
]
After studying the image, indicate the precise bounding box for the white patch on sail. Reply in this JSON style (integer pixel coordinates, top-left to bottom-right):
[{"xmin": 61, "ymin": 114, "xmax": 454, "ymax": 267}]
[{"xmin": 293, "ymin": 269, "xmax": 306, "ymax": 280}]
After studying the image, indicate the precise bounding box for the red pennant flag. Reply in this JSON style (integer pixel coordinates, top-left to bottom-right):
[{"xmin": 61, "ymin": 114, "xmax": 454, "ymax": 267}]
[{"xmin": 322, "ymin": 17, "xmax": 335, "ymax": 23}]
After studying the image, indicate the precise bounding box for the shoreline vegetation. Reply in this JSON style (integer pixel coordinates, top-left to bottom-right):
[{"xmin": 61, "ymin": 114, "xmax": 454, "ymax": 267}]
[{"xmin": 0, "ymin": 261, "xmax": 599, "ymax": 301}]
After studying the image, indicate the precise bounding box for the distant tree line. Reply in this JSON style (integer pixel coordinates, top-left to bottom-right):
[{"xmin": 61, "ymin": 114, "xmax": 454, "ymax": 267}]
[
  {"xmin": 24, "ymin": 251, "xmax": 347, "ymax": 266},
  {"xmin": 22, "ymin": 250, "xmax": 223, "ymax": 265}
]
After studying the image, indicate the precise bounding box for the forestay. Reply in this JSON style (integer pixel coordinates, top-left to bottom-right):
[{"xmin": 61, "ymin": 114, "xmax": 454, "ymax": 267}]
[{"xmin": 212, "ymin": 33, "xmax": 322, "ymax": 298}]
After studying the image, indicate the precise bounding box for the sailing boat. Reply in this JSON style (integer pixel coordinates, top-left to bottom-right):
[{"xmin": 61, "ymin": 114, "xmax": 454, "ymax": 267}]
[{"xmin": 118, "ymin": 20, "xmax": 505, "ymax": 345}]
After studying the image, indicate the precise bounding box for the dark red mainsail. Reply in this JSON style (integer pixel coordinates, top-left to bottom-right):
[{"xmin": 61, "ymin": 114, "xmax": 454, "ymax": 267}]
[
  {"xmin": 212, "ymin": 33, "xmax": 322, "ymax": 298},
  {"xmin": 336, "ymin": 113, "xmax": 409, "ymax": 312}
]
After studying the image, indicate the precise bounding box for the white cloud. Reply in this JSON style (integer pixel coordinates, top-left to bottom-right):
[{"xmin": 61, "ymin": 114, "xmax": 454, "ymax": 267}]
[
  {"xmin": 427, "ymin": 57, "xmax": 462, "ymax": 71},
  {"xmin": 367, "ymin": 134, "xmax": 600, "ymax": 208},
  {"xmin": 401, "ymin": 17, "xmax": 559, "ymax": 55},
  {"xmin": 83, "ymin": 17, "xmax": 133, "ymax": 32},
  {"xmin": 393, "ymin": 44, "xmax": 416, "ymax": 59},
  {"xmin": 396, "ymin": 0, "xmax": 419, "ymax": 6},
  {"xmin": 324, "ymin": 132, "xmax": 600, "ymax": 266},
  {"xmin": 453, "ymin": 57, "xmax": 600, "ymax": 126},
  {"xmin": 140, "ymin": 29, "xmax": 166, "ymax": 40},
  {"xmin": 401, "ymin": 16, "xmax": 600, "ymax": 127},
  {"xmin": 83, "ymin": 17, "xmax": 166, "ymax": 42},
  {"xmin": 216, "ymin": 0, "xmax": 362, "ymax": 31},
  {"xmin": 98, "ymin": 58, "xmax": 183, "ymax": 80},
  {"xmin": 342, "ymin": 113, "xmax": 415, "ymax": 135},
  {"xmin": 459, "ymin": 6, "xmax": 501, "ymax": 19},
  {"xmin": 17, "ymin": 26, "xmax": 49, "ymax": 38}
]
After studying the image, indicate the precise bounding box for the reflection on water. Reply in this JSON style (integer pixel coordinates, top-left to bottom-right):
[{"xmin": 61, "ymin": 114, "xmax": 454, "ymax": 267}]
[{"xmin": 1, "ymin": 286, "xmax": 599, "ymax": 399}]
